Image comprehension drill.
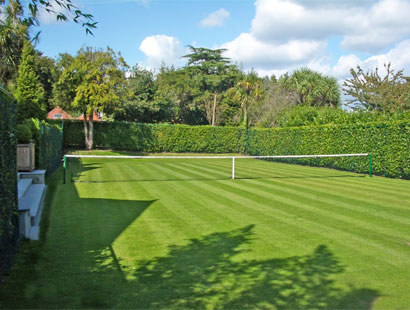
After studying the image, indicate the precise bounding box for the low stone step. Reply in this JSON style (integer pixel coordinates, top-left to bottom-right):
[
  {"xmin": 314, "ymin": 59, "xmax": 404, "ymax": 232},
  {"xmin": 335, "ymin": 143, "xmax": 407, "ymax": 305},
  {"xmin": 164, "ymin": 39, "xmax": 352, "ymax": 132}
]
[
  {"xmin": 29, "ymin": 225, "xmax": 40, "ymax": 241},
  {"xmin": 18, "ymin": 178, "xmax": 33, "ymax": 199},
  {"xmin": 18, "ymin": 170, "xmax": 46, "ymax": 184},
  {"xmin": 18, "ymin": 184, "xmax": 45, "ymax": 216},
  {"xmin": 18, "ymin": 183, "xmax": 47, "ymax": 240},
  {"xmin": 32, "ymin": 185, "xmax": 47, "ymax": 228}
]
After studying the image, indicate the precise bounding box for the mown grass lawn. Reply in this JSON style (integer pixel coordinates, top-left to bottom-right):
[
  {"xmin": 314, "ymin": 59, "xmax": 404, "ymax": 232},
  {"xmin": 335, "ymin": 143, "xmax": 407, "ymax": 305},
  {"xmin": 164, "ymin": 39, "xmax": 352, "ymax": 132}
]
[{"xmin": 1, "ymin": 151, "xmax": 410, "ymax": 309}]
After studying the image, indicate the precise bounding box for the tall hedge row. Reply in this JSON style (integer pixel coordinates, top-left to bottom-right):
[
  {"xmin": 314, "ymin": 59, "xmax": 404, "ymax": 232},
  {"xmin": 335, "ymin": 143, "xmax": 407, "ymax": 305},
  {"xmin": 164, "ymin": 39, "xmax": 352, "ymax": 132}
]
[
  {"xmin": 63, "ymin": 120, "xmax": 410, "ymax": 179},
  {"xmin": 247, "ymin": 121, "xmax": 410, "ymax": 179},
  {"xmin": 38, "ymin": 123, "xmax": 63, "ymax": 175},
  {"xmin": 25, "ymin": 119, "xmax": 63, "ymax": 176},
  {"xmin": 63, "ymin": 121, "xmax": 247, "ymax": 153},
  {"xmin": 0, "ymin": 87, "xmax": 19, "ymax": 279}
]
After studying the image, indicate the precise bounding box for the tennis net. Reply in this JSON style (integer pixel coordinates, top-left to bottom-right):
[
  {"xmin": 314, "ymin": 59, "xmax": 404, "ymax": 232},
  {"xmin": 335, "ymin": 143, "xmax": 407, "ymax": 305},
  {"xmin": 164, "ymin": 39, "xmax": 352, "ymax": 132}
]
[{"xmin": 63, "ymin": 153, "xmax": 371, "ymax": 184}]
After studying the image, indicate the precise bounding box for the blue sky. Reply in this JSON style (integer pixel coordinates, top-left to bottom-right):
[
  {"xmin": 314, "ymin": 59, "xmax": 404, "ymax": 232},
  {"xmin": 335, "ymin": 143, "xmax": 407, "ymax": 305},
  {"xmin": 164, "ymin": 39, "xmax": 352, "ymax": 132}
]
[
  {"xmin": 37, "ymin": 0, "xmax": 254, "ymax": 66},
  {"xmin": 36, "ymin": 0, "xmax": 410, "ymax": 81}
]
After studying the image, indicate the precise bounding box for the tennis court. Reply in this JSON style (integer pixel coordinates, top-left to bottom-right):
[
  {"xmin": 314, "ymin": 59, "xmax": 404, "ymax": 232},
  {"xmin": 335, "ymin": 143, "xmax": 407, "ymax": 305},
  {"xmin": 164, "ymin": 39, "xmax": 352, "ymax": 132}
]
[{"xmin": 1, "ymin": 151, "xmax": 410, "ymax": 309}]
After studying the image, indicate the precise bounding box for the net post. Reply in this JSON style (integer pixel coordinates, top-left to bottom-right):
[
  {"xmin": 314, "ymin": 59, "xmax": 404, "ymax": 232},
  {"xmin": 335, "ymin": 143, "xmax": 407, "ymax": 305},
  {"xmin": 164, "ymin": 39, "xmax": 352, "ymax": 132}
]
[
  {"xmin": 232, "ymin": 157, "xmax": 235, "ymax": 179},
  {"xmin": 369, "ymin": 153, "xmax": 373, "ymax": 178},
  {"xmin": 63, "ymin": 155, "xmax": 67, "ymax": 184}
]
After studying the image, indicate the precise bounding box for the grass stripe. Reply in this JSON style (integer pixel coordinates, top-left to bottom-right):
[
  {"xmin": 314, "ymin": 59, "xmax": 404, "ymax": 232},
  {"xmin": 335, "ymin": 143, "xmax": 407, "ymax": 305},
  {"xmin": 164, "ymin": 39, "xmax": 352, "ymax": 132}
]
[{"xmin": 165, "ymin": 162, "xmax": 408, "ymax": 263}]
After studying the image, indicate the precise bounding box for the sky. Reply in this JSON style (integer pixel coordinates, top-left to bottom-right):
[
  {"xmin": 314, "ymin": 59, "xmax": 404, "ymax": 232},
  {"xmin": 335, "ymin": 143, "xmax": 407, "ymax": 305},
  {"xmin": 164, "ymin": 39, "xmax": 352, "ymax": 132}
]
[{"xmin": 36, "ymin": 0, "xmax": 410, "ymax": 82}]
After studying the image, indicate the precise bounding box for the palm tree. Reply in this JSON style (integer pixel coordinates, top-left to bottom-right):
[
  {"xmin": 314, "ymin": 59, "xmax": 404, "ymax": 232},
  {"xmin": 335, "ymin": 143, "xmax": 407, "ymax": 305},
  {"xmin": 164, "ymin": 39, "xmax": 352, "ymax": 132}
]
[
  {"xmin": 279, "ymin": 68, "xmax": 340, "ymax": 107},
  {"xmin": 233, "ymin": 71, "xmax": 262, "ymax": 129}
]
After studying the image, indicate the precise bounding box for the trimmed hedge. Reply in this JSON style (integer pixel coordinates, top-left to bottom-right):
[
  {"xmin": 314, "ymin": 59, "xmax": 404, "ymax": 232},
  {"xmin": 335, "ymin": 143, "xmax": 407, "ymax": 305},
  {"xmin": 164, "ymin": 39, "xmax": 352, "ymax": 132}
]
[
  {"xmin": 63, "ymin": 120, "xmax": 410, "ymax": 179},
  {"xmin": 26, "ymin": 119, "xmax": 63, "ymax": 176},
  {"xmin": 17, "ymin": 124, "xmax": 32, "ymax": 143},
  {"xmin": 63, "ymin": 121, "xmax": 247, "ymax": 153},
  {"xmin": 247, "ymin": 121, "xmax": 410, "ymax": 179},
  {"xmin": 0, "ymin": 87, "xmax": 19, "ymax": 279}
]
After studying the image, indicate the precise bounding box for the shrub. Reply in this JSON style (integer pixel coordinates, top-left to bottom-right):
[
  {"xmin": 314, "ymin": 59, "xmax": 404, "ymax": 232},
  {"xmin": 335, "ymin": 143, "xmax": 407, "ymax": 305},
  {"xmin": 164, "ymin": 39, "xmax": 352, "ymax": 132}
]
[
  {"xmin": 17, "ymin": 124, "xmax": 32, "ymax": 144},
  {"xmin": 24, "ymin": 118, "xmax": 63, "ymax": 175}
]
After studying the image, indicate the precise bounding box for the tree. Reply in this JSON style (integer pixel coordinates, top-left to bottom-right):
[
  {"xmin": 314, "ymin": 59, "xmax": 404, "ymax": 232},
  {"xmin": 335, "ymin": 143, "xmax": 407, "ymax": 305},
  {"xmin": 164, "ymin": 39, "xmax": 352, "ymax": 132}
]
[
  {"xmin": 279, "ymin": 68, "xmax": 340, "ymax": 107},
  {"xmin": 1, "ymin": 0, "xmax": 95, "ymax": 87},
  {"xmin": 154, "ymin": 65, "xmax": 206, "ymax": 125},
  {"xmin": 14, "ymin": 40, "xmax": 46, "ymax": 122},
  {"xmin": 51, "ymin": 52, "xmax": 75, "ymax": 108},
  {"xmin": 343, "ymin": 63, "xmax": 410, "ymax": 113},
  {"xmin": 249, "ymin": 77, "xmax": 298, "ymax": 127},
  {"xmin": 0, "ymin": 0, "xmax": 28, "ymax": 85},
  {"xmin": 183, "ymin": 46, "xmax": 240, "ymax": 126},
  {"xmin": 113, "ymin": 66, "xmax": 159, "ymax": 123},
  {"xmin": 55, "ymin": 47, "xmax": 127, "ymax": 149},
  {"xmin": 34, "ymin": 51, "xmax": 56, "ymax": 111},
  {"xmin": 0, "ymin": 0, "xmax": 96, "ymax": 35},
  {"xmin": 230, "ymin": 71, "xmax": 262, "ymax": 129}
]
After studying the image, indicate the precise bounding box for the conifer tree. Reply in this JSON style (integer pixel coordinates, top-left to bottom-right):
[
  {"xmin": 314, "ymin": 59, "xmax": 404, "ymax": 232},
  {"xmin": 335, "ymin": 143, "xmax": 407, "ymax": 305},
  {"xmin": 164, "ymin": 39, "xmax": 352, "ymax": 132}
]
[{"xmin": 14, "ymin": 40, "xmax": 46, "ymax": 122}]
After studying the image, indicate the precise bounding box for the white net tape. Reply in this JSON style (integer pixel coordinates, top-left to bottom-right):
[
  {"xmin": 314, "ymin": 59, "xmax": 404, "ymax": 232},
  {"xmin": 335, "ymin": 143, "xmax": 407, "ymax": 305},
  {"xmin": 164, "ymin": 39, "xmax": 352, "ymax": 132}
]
[{"xmin": 64, "ymin": 153, "xmax": 369, "ymax": 180}]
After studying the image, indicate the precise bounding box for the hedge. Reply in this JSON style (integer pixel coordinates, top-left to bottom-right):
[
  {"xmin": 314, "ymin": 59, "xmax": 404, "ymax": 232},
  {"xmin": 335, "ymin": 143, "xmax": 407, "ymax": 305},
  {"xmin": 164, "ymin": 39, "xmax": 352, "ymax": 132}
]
[
  {"xmin": 63, "ymin": 121, "xmax": 247, "ymax": 154},
  {"xmin": 247, "ymin": 121, "xmax": 410, "ymax": 179},
  {"xmin": 63, "ymin": 120, "xmax": 410, "ymax": 179},
  {"xmin": 0, "ymin": 86, "xmax": 19, "ymax": 279},
  {"xmin": 26, "ymin": 119, "xmax": 63, "ymax": 176}
]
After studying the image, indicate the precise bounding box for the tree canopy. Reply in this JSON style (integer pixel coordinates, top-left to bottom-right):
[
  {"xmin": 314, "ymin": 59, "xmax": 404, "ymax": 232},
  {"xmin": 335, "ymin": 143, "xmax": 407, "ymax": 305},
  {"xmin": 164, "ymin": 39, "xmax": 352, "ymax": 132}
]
[
  {"xmin": 0, "ymin": 0, "xmax": 96, "ymax": 35},
  {"xmin": 14, "ymin": 40, "xmax": 46, "ymax": 122},
  {"xmin": 183, "ymin": 46, "xmax": 241, "ymax": 126},
  {"xmin": 230, "ymin": 71, "xmax": 262, "ymax": 129},
  {"xmin": 55, "ymin": 47, "xmax": 127, "ymax": 149},
  {"xmin": 279, "ymin": 68, "xmax": 340, "ymax": 107},
  {"xmin": 0, "ymin": 0, "xmax": 28, "ymax": 85},
  {"xmin": 343, "ymin": 63, "xmax": 410, "ymax": 113}
]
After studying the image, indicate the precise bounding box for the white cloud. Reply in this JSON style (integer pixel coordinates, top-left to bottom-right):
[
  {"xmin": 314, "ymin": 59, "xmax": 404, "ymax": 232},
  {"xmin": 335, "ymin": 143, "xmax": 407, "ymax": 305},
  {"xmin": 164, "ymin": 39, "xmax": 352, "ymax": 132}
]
[
  {"xmin": 357, "ymin": 39, "xmax": 410, "ymax": 74},
  {"xmin": 250, "ymin": 0, "xmax": 410, "ymax": 53},
  {"xmin": 329, "ymin": 40, "xmax": 410, "ymax": 81},
  {"xmin": 200, "ymin": 8, "xmax": 230, "ymax": 28},
  {"xmin": 332, "ymin": 55, "xmax": 362, "ymax": 79},
  {"xmin": 139, "ymin": 35, "xmax": 185, "ymax": 70},
  {"xmin": 251, "ymin": 0, "xmax": 348, "ymax": 42},
  {"xmin": 217, "ymin": 0, "xmax": 410, "ymax": 81},
  {"xmin": 340, "ymin": 0, "xmax": 410, "ymax": 52},
  {"xmin": 222, "ymin": 33, "xmax": 326, "ymax": 70}
]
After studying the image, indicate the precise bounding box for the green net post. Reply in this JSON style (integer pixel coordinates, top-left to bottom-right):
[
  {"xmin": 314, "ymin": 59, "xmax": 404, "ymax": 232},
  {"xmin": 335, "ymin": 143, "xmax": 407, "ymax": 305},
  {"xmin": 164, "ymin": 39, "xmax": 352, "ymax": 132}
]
[
  {"xmin": 369, "ymin": 153, "xmax": 373, "ymax": 178},
  {"xmin": 63, "ymin": 156, "xmax": 67, "ymax": 184}
]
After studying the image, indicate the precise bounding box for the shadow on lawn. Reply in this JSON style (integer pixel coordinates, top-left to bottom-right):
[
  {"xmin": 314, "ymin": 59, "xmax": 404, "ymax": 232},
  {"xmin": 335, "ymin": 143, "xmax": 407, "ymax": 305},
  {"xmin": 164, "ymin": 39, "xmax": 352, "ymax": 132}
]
[
  {"xmin": 68, "ymin": 158, "xmax": 101, "ymax": 182},
  {"xmin": 89, "ymin": 226, "xmax": 378, "ymax": 309},
  {"xmin": 0, "ymin": 177, "xmax": 378, "ymax": 309}
]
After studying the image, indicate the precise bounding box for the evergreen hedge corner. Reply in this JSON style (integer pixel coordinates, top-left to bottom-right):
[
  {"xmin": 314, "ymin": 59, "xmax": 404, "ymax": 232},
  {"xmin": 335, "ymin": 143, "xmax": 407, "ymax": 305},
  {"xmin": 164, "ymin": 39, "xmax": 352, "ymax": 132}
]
[
  {"xmin": 0, "ymin": 86, "xmax": 19, "ymax": 279},
  {"xmin": 25, "ymin": 118, "xmax": 63, "ymax": 176}
]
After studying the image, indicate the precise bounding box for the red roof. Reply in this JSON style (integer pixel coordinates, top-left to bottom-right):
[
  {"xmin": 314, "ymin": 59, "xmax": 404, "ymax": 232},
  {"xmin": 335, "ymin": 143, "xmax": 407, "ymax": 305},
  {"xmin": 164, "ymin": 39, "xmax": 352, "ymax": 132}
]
[
  {"xmin": 47, "ymin": 107, "xmax": 72, "ymax": 120},
  {"xmin": 77, "ymin": 110, "xmax": 101, "ymax": 122}
]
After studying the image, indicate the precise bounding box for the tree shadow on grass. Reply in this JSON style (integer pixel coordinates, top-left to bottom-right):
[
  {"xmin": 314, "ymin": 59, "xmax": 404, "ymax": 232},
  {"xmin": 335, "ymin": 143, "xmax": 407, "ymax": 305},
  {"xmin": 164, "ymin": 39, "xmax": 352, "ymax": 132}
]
[
  {"xmin": 89, "ymin": 225, "xmax": 379, "ymax": 309},
  {"xmin": 0, "ymin": 179, "xmax": 156, "ymax": 309},
  {"xmin": 1, "ymin": 180, "xmax": 379, "ymax": 309},
  {"xmin": 67, "ymin": 158, "xmax": 101, "ymax": 182}
]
